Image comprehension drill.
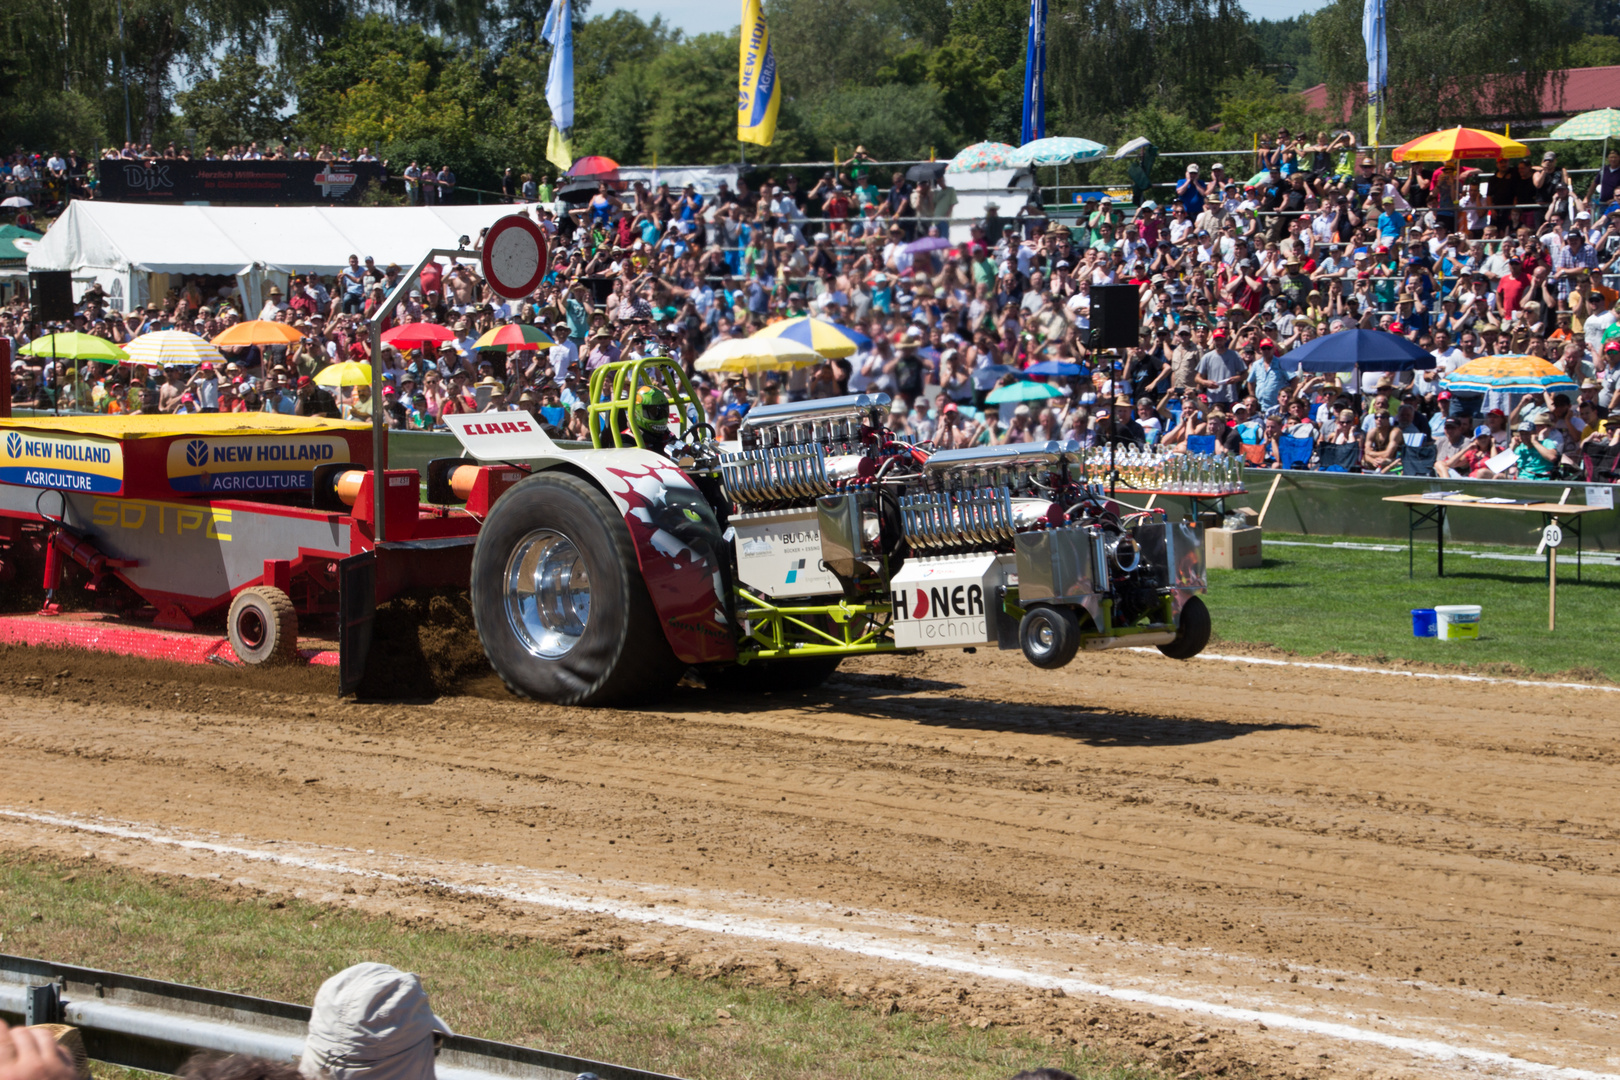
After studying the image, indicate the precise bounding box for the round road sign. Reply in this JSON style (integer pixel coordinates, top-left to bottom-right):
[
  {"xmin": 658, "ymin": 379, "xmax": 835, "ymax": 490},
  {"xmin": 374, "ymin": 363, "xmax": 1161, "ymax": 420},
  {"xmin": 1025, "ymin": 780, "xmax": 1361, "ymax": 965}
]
[
  {"xmin": 480, "ymin": 215, "xmax": 548, "ymax": 300},
  {"xmin": 1542, "ymin": 522, "xmax": 1563, "ymax": 549}
]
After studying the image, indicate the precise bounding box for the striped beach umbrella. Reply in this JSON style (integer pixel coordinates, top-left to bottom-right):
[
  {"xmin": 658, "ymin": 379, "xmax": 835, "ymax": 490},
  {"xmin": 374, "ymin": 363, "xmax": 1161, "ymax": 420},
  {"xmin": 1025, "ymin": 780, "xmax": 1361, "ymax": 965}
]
[
  {"xmin": 1392, "ymin": 127, "xmax": 1528, "ymax": 162},
  {"xmin": 122, "ymin": 330, "xmax": 224, "ymax": 368},
  {"xmin": 1442, "ymin": 355, "xmax": 1578, "ymax": 396},
  {"xmin": 472, "ymin": 323, "xmax": 558, "ymax": 351},
  {"xmin": 750, "ymin": 316, "xmax": 871, "ymax": 360},
  {"xmin": 945, "ymin": 142, "xmax": 1017, "ymax": 174}
]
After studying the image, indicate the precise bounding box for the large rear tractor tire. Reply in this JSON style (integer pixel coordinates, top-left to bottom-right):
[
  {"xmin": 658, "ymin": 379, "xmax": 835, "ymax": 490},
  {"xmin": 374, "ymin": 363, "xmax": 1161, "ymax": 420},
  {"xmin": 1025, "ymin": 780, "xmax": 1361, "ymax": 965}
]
[
  {"xmin": 471, "ymin": 471, "xmax": 681, "ymax": 706},
  {"xmin": 228, "ymin": 586, "xmax": 298, "ymax": 666},
  {"xmin": 1157, "ymin": 595, "xmax": 1211, "ymax": 660}
]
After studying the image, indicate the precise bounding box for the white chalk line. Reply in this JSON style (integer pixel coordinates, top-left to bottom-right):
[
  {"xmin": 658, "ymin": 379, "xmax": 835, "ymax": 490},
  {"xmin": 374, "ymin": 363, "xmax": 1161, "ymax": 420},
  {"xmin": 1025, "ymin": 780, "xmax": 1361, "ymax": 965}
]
[
  {"xmin": 2, "ymin": 809, "xmax": 1614, "ymax": 1080},
  {"xmin": 1126, "ymin": 649, "xmax": 1620, "ymax": 693}
]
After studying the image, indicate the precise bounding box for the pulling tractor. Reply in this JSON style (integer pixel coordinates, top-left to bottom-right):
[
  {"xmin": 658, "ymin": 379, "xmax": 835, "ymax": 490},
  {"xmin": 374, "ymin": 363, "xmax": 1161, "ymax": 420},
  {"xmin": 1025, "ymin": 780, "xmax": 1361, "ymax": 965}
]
[{"xmin": 452, "ymin": 354, "xmax": 1211, "ymax": 704}]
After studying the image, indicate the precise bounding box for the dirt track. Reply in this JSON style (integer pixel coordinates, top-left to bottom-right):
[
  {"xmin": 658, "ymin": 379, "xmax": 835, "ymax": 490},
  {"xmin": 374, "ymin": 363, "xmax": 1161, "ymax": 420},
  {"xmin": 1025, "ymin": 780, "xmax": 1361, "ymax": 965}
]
[{"xmin": 1, "ymin": 642, "xmax": 1617, "ymax": 1080}]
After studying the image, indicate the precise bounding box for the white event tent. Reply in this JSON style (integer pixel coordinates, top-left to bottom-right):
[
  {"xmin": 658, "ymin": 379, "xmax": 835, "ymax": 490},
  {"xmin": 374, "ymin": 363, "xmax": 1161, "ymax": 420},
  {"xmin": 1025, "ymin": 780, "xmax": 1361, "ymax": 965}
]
[{"xmin": 27, "ymin": 200, "xmax": 530, "ymax": 313}]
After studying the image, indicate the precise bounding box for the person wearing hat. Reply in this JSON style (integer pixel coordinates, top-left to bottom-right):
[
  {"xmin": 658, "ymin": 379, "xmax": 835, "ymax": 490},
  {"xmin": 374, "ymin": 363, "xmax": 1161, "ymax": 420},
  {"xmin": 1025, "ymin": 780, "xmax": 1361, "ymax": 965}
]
[
  {"xmin": 1439, "ymin": 423, "xmax": 1500, "ymax": 478},
  {"xmin": 1582, "ymin": 289, "xmax": 1617, "ymax": 359},
  {"xmin": 299, "ymin": 963, "xmax": 450, "ymax": 1080},
  {"xmin": 187, "ymin": 361, "xmax": 221, "ymax": 412},
  {"xmin": 1176, "ymin": 162, "xmax": 1208, "ymax": 217},
  {"xmin": 1509, "ymin": 409, "xmax": 1561, "ymax": 479},
  {"xmin": 259, "ymin": 285, "xmax": 289, "ymax": 320},
  {"xmin": 1244, "ymin": 337, "xmax": 1290, "ymax": 415},
  {"xmin": 1195, "ymin": 327, "xmax": 1245, "ymax": 405}
]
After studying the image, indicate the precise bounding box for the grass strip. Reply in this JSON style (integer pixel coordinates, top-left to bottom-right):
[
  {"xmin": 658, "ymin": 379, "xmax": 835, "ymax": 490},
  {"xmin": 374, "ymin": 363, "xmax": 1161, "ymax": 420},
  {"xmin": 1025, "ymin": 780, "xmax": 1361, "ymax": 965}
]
[
  {"xmin": 0, "ymin": 852, "xmax": 1158, "ymax": 1080},
  {"xmin": 1206, "ymin": 532, "xmax": 1620, "ymax": 681}
]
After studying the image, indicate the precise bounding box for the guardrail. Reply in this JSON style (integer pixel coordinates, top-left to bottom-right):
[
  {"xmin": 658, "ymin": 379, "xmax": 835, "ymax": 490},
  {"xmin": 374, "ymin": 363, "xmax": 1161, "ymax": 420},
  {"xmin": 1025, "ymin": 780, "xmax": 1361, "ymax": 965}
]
[{"xmin": 0, "ymin": 954, "xmax": 683, "ymax": 1080}]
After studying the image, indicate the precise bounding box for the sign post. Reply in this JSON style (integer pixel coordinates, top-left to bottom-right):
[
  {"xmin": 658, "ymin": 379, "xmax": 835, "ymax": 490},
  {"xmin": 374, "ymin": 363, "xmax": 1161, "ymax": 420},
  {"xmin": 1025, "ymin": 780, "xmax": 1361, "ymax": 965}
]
[
  {"xmin": 481, "ymin": 215, "xmax": 549, "ymax": 300},
  {"xmin": 1538, "ymin": 521, "xmax": 1563, "ymax": 631}
]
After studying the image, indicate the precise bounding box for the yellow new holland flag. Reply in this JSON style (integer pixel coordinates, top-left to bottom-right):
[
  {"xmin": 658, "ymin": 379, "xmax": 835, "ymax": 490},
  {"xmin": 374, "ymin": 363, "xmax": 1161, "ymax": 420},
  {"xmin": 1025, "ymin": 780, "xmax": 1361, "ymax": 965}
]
[{"xmin": 737, "ymin": 0, "xmax": 780, "ymax": 146}]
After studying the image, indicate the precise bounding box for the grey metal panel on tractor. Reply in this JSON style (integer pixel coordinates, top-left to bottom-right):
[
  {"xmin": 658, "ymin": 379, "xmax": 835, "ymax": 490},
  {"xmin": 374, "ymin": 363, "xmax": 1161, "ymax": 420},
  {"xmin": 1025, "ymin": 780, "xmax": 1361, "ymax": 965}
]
[
  {"xmin": 0, "ymin": 954, "xmax": 686, "ymax": 1080},
  {"xmin": 0, "ymin": 482, "xmax": 350, "ymax": 603},
  {"xmin": 1014, "ymin": 527, "xmax": 1099, "ymax": 604},
  {"xmin": 740, "ymin": 393, "xmax": 890, "ymax": 429},
  {"xmin": 1151, "ymin": 469, "xmax": 1618, "ymax": 551}
]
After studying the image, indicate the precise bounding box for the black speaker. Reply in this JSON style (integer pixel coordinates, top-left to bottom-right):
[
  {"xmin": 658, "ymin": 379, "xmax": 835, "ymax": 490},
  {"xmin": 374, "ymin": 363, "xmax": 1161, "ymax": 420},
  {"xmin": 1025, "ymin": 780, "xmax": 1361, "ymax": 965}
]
[
  {"xmin": 1090, "ymin": 283, "xmax": 1140, "ymax": 350},
  {"xmin": 29, "ymin": 271, "xmax": 74, "ymax": 321}
]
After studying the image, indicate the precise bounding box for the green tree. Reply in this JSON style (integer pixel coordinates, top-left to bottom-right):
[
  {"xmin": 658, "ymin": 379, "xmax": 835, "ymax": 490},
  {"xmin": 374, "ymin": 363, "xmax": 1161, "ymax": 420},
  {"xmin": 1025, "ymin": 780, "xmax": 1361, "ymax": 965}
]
[
  {"xmin": 1310, "ymin": 0, "xmax": 1579, "ymax": 136},
  {"xmin": 801, "ymin": 82, "xmax": 951, "ymax": 161},
  {"xmin": 644, "ymin": 34, "xmax": 737, "ymax": 165},
  {"xmin": 1045, "ymin": 0, "xmax": 1261, "ymax": 132},
  {"xmin": 764, "ymin": 0, "xmax": 910, "ymax": 98},
  {"xmin": 177, "ymin": 54, "xmax": 288, "ymax": 149},
  {"xmin": 1212, "ymin": 68, "xmax": 1316, "ymax": 145},
  {"xmin": 1566, "ymin": 32, "xmax": 1620, "ymax": 66}
]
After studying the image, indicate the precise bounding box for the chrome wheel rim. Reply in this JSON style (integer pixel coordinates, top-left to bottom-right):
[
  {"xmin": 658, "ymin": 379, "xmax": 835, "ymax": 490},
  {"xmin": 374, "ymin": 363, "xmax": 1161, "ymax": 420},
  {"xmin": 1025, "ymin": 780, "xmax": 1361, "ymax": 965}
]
[
  {"xmin": 504, "ymin": 529, "xmax": 591, "ymax": 658},
  {"xmin": 1032, "ymin": 617, "xmax": 1055, "ymax": 656}
]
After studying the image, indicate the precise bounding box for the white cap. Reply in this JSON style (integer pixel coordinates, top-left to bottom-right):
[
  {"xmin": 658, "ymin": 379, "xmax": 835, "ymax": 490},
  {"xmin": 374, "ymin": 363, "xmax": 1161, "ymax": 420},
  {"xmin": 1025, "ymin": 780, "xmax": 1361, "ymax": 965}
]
[
  {"xmin": 1187, "ymin": 163, "xmax": 1200, "ymax": 173},
  {"xmin": 300, "ymin": 963, "xmax": 451, "ymax": 1080}
]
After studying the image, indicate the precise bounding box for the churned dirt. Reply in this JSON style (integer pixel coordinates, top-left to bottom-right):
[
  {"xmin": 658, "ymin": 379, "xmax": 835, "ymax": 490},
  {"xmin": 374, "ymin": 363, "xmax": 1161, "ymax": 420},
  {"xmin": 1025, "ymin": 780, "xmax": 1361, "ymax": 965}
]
[{"xmin": 0, "ymin": 642, "xmax": 1617, "ymax": 1080}]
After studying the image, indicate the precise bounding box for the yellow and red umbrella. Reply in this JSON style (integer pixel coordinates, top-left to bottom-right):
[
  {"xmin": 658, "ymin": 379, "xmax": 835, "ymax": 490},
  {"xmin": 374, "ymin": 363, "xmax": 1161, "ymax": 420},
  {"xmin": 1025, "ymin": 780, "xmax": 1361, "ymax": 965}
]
[
  {"xmin": 1392, "ymin": 127, "xmax": 1528, "ymax": 163},
  {"xmin": 471, "ymin": 323, "xmax": 558, "ymax": 351}
]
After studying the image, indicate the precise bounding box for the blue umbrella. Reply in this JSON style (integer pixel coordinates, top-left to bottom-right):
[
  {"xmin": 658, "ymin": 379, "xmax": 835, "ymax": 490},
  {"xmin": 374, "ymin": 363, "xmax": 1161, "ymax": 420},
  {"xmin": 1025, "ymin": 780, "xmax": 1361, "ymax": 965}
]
[
  {"xmin": 971, "ymin": 363, "xmax": 1014, "ymax": 389},
  {"xmin": 1280, "ymin": 328, "xmax": 1435, "ymax": 373},
  {"xmin": 1024, "ymin": 360, "xmax": 1083, "ymax": 376},
  {"xmin": 903, "ymin": 236, "xmax": 952, "ymax": 255}
]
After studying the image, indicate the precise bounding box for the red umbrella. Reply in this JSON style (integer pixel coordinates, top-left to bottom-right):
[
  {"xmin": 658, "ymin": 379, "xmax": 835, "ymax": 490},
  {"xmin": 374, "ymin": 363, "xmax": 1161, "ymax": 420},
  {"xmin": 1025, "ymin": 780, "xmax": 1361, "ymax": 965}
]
[
  {"xmin": 381, "ymin": 323, "xmax": 456, "ymax": 350},
  {"xmin": 567, "ymin": 155, "xmax": 619, "ymax": 178}
]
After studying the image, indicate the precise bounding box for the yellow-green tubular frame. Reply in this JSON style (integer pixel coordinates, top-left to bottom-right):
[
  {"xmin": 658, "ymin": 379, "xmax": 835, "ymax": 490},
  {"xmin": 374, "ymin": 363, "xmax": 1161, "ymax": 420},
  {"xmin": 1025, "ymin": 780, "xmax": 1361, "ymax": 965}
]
[{"xmin": 586, "ymin": 357, "xmax": 705, "ymax": 450}]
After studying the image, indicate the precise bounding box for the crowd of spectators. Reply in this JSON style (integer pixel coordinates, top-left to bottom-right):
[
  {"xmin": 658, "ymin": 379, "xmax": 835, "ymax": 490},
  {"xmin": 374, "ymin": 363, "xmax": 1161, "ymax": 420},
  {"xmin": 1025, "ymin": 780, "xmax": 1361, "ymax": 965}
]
[{"xmin": 7, "ymin": 131, "xmax": 1620, "ymax": 482}]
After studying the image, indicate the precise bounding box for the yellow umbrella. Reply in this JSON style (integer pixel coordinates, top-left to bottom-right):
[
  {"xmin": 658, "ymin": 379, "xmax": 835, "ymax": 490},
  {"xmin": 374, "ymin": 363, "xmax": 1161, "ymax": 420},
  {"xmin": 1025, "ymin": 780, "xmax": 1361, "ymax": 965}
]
[
  {"xmin": 1391, "ymin": 127, "xmax": 1528, "ymax": 163},
  {"xmin": 695, "ymin": 337, "xmax": 822, "ymax": 373},
  {"xmin": 313, "ymin": 361, "xmax": 373, "ymax": 388},
  {"xmin": 212, "ymin": 320, "xmax": 304, "ymax": 346}
]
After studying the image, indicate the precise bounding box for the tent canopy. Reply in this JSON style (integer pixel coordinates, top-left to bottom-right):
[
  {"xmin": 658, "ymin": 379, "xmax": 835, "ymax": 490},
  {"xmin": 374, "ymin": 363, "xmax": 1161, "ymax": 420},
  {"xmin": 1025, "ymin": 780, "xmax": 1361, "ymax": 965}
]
[{"xmin": 27, "ymin": 200, "xmax": 529, "ymax": 279}]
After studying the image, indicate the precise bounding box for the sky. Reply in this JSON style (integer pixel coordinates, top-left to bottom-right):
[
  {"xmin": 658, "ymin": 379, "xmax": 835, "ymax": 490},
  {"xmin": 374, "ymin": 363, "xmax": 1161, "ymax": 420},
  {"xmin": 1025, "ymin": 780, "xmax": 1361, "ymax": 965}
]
[{"xmin": 605, "ymin": 0, "xmax": 1333, "ymax": 38}]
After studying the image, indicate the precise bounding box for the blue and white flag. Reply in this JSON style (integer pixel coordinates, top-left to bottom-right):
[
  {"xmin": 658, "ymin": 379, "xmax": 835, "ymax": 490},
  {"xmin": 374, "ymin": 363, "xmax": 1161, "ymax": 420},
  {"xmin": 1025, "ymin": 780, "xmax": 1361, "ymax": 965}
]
[
  {"xmin": 1363, "ymin": 0, "xmax": 1386, "ymax": 147},
  {"xmin": 541, "ymin": 0, "xmax": 574, "ymax": 168}
]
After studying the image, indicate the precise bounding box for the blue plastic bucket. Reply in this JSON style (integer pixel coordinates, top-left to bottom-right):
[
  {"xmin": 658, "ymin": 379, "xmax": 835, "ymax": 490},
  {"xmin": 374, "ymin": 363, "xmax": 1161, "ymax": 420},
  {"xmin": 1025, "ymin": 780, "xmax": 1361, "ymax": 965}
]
[{"xmin": 1411, "ymin": 608, "xmax": 1437, "ymax": 637}]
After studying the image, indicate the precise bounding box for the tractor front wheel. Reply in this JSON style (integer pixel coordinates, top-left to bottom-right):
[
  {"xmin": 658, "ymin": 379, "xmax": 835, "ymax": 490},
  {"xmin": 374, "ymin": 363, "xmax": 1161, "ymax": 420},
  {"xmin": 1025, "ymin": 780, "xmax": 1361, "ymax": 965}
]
[{"xmin": 228, "ymin": 586, "xmax": 298, "ymax": 666}]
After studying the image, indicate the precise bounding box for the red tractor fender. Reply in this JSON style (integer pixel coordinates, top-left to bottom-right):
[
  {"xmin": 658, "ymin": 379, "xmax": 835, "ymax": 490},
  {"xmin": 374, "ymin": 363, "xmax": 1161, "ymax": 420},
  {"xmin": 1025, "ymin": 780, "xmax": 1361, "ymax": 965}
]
[{"xmin": 538, "ymin": 449, "xmax": 736, "ymax": 665}]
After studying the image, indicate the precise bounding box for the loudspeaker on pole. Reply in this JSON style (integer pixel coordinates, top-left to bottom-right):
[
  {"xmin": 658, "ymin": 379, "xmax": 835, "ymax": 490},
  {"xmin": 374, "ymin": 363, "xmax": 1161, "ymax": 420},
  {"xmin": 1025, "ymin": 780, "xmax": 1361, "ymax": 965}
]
[
  {"xmin": 28, "ymin": 271, "xmax": 74, "ymax": 322},
  {"xmin": 1089, "ymin": 283, "xmax": 1140, "ymax": 351}
]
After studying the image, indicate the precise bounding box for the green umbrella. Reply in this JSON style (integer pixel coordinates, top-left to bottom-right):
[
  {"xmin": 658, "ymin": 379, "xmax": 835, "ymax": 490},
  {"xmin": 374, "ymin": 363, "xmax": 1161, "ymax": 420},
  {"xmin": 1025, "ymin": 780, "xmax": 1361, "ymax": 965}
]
[
  {"xmin": 984, "ymin": 381, "xmax": 1064, "ymax": 404},
  {"xmin": 19, "ymin": 332, "xmax": 129, "ymax": 363},
  {"xmin": 1549, "ymin": 109, "xmax": 1620, "ymax": 140}
]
